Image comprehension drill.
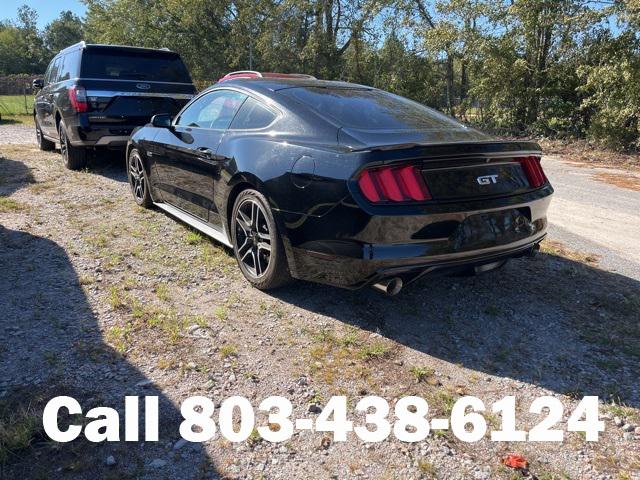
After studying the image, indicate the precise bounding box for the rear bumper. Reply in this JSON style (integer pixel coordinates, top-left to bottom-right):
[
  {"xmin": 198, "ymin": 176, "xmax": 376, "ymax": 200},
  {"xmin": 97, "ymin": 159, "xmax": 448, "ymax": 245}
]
[
  {"xmin": 64, "ymin": 115, "xmax": 142, "ymax": 147},
  {"xmin": 280, "ymin": 188, "xmax": 552, "ymax": 289},
  {"xmin": 287, "ymin": 232, "xmax": 545, "ymax": 289}
]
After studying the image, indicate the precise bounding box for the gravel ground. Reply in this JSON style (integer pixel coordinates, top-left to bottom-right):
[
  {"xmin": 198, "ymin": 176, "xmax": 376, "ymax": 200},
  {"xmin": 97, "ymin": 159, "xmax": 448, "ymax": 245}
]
[
  {"xmin": 0, "ymin": 126, "xmax": 639, "ymax": 479},
  {"xmin": 0, "ymin": 123, "xmax": 35, "ymax": 144},
  {"xmin": 545, "ymin": 157, "xmax": 640, "ymax": 281}
]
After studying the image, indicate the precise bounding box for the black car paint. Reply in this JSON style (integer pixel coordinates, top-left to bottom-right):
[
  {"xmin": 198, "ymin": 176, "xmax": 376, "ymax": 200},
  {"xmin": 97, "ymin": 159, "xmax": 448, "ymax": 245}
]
[
  {"xmin": 128, "ymin": 78, "xmax": 553, "ymax": 289},
  {"xmin": 34, "ymin": 43, "xmax": 196, "ymax": 148}
]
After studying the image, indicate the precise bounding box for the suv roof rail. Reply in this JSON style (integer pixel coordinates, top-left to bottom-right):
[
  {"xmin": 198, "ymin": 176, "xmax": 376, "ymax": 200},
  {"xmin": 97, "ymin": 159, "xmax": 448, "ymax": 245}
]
[{"xmin": 218, "ymin": 71, "xmax": 317, "ymax": 83}]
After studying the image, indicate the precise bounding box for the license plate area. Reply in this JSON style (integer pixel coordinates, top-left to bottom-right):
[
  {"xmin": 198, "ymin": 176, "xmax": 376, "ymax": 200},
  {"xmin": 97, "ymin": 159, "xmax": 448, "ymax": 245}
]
[
  {"xmin": 451, "ymin": 208, "xmax": 534, "ymax": 251},
  {"xmin": 422, "ymin": 162, "xmax": 529, "ymax": 200}
]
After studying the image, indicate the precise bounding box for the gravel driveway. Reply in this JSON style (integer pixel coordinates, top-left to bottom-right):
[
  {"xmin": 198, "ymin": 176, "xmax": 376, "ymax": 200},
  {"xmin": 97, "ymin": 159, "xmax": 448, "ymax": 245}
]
[
  {"xmin": 0, "ymin": 123, "xmax": 35, "ymax": 144},
  {"xmin": 1, "ymin": 125, "xmax": 638, "ymax": 479},
  {"xmin": 545, "ymin": 157, "xmax": 640, "ymax": 280}
]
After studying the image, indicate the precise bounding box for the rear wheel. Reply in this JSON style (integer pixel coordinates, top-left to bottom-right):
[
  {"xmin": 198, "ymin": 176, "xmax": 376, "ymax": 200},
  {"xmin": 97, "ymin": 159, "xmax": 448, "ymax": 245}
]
[
  {"xmin": 35, "ymin": 117, "xmax": 54, "ymax": 151},
  {"xmin": 231, "ymin": 189, "xmax": 292, "ymax": 290},
  {"xmin": 59, "ymin": 122, "xmax": 87, "ymax": 170},
  {"xmin": 127, "ymin": 149, "xmax": 153, "ymax": 208}
]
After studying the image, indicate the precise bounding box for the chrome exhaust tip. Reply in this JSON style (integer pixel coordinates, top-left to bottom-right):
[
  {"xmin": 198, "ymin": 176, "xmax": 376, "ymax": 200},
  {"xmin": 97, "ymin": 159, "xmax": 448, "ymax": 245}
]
[{"xmin": 372, "ymin": 277, "xmax": 403, "ymax": 296}]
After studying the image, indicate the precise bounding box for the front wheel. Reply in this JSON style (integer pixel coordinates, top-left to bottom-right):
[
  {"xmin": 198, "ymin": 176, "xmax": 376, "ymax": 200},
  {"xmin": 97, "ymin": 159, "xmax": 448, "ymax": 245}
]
[
  {"xmin": 127, "ymin": 149, "xmax": 153, "ymax": 208},
  {"xmin": 59, "ymin": 122, "xmax": 87, "ymax": 170},
  {"xmin": 231, "ymin": 189, "xmax": 292, "ymax": 290}
]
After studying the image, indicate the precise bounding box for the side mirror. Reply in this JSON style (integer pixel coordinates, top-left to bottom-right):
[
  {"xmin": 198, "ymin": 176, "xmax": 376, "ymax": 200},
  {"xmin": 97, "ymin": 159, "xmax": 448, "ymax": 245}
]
[
  {"xmin": 32, "ymin": 78, "xmax": 44, "ymax": 90},
  {"xmin": 151, "ymin": 113, "xmax": 173, "ymax": 128}
]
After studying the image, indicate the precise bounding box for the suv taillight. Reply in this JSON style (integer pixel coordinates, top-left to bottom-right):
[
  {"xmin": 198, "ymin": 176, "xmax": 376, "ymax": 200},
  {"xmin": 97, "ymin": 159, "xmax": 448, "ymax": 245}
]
[
  {"xmin": 358, "ymin": 165, "xmax": 431, "ymax": 203},
  {"xmin": 68, "ymin": 86, "xmax": 88, "ymax": 113},
  {"xmin": 516, "ymin": 156, "xmax": 547, "ymax": 188}
]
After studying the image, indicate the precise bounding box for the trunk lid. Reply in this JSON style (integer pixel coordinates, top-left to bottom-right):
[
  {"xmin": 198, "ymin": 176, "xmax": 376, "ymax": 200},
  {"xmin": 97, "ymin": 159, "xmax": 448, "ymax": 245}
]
[{"xmin": 352, "ymin": 140, "xmax": 546, "ymax": 203}]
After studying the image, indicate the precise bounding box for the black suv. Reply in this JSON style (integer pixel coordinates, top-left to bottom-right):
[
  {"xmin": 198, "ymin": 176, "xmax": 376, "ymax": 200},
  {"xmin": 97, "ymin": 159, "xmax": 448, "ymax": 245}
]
[{"xmin": 33, "ymin": 42, "xmax": 196, "ymax": 170}]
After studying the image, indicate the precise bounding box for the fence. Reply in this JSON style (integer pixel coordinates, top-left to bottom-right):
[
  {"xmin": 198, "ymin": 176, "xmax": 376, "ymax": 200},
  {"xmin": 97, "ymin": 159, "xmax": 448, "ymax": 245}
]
[{"xmin": 0, "ymin": 75, "xmax": 37, "ymax": 117}]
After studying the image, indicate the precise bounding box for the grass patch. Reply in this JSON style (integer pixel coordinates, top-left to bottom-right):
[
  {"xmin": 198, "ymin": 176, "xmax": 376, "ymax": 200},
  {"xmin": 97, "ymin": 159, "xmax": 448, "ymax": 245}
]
[
  {"xmin": 185, "ymin": 230, "xmax": 205, "ymax": 245},
  {"xmin": 154, "ymin": 282, "xmax": 170, "ymax": 301},
  {"xmin": 410, "ymin": 366, "xmax": 435, "ymax": 383},
  {"xmin": 541, "ymin": 239, "xmax": 600, "ymax": 265},
  {"xmin": 220, "ymin": 344, "xmax": 238, "ymax": 359},
  {"xmin": 0, "ymin": 95, "xmax": 33, "ymax": 116},
  {"xmin": 0, "ymin": 197, "xmax": 26, "ymax": 212},
  {"xmin": 417, "ymin": 459, "xmax": 437, "ymax": 478},
  {"xmin": 0, "ymin": 402, "xmax": 43, "ymax": 464},
  {"xmin": 357, "ymin": 341, "xmax": 391, "ymax": 360},
  {"xmin": 214, "ymin": 305, "xmax": 228, "ymax": 321}
]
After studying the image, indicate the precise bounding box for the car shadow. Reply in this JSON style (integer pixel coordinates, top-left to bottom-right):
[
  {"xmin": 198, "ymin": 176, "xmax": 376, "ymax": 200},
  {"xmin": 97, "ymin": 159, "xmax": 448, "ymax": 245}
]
[
  {"xmin": 0, "ymin": 162, "xmax": 218, "ymax": 478},
  {"xmin": 269, "ymin": 253, "xmax": 640, "ymax": 408},
  {"xmin": 87, "ymin": 148, "xmax": 128, "ymax": 183}
]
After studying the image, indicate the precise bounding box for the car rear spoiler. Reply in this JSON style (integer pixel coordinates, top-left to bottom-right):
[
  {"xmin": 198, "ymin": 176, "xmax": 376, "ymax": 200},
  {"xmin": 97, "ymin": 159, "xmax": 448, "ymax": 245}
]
[{"xmin": 345, "ymin": 140, "xmax": 542, "ymax": 156}]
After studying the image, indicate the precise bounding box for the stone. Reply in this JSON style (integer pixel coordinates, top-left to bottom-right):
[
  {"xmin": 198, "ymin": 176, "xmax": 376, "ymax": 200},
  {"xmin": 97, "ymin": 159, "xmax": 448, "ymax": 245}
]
[
  {"xmin": 149, "ymin": 459, "xmax": 167, "ymax": 468},
  {"xmin": 173, "ymin": 438, "xmax": 189, "ymax": 450}
]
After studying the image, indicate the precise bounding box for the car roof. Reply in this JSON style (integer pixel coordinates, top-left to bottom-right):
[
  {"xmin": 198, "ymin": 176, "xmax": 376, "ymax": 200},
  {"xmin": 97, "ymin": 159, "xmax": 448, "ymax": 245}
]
[
  {"xmin": 58, "ymin": 41, "xmax": 175, "ymax": 56},
  {"xmin": 211, "ymin": 77, "xmax": 373, "ymax": 93}
]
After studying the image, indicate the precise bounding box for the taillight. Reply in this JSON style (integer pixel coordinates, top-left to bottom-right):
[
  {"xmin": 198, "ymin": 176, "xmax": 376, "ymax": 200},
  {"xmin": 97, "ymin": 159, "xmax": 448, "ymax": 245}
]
[
  {"xmin": 516, "ymin": 156, "xmax": 547, "ymax": 188},
  {"xmin": 358, "ymin": 165, "xmax": 431, "ymax": 203},
  {"xmin": 68, "ymin": 86, "xmax": 88, "ymax": 113}
]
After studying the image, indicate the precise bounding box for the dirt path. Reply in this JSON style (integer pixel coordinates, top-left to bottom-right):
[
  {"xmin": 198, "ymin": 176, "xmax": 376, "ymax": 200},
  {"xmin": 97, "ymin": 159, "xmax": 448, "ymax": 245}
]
[
  {"xmin": 545, "ymin": 156, "xmax": 640, "ymax": 281},
  {"xmin": 1, "ymin": 129, "xmax": 639, "ymax": 479}
]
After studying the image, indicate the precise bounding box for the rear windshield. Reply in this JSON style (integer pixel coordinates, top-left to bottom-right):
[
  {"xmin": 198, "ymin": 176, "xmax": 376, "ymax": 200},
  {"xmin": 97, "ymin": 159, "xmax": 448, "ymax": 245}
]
[
  {"xmin": 80, "ymin": 49, "xmax": 192, "ymax": 83},
  {"xmin": 279, "ymin": 87, "xmax": 464, "ymax": 130}
]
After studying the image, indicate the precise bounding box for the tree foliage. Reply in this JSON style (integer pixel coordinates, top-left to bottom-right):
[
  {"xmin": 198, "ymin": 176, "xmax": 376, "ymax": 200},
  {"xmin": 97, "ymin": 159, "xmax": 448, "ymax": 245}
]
[{"xmin": 1, "ymin": 0, "xmax": 639, "ymax": 150}]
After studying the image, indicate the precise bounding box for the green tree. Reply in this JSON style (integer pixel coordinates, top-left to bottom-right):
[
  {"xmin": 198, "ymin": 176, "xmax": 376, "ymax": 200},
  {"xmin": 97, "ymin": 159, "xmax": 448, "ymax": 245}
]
[
  {"xmin": 44, "ymin": 11, "xmax": 85, "ymax": 52},
  {"xmin": 0, "ymin": 5, "xmax": 49, "ymax": 74}
]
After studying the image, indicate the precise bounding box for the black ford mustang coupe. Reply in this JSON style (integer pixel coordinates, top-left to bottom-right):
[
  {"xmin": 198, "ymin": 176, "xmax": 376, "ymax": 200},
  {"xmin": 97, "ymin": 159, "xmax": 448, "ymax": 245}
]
[{"xmin": 126, "ymin": 71, "xmax": 553, "ymax": 294}]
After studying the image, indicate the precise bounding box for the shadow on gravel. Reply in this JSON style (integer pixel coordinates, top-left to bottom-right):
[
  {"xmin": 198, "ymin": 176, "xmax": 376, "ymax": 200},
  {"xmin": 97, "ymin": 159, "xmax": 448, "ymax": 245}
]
[
  {"xmin": 270, "ymin": 254, "xmax": 640, "ymax": 408},
  {"xmin": 0, "ymin": 157, "xmax": 35, "ymax": 194},
  {"xmin": 0, "ymin": 228, "xmax": 217, "ymax": 477},
  {"xmin": 86, "ymin": 148, "xmax": 128, "ymax": 183}
]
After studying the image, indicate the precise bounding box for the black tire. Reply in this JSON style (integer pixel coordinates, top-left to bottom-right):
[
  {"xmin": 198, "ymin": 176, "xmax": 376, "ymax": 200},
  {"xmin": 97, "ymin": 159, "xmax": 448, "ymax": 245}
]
[
  {"xmin": 231, "ymin": 189, "xmax": 292, "ymax": 290},
  {"xmin": 35, "ymin": 117, "xmax": 55, "ymax": 151},
  {"xmin": 127, "ymin": 148, "xmax": 153, "ymax": 208},
  {"xmin": 59, "ymin": 121, "xmax": 87, "ymax": 170}
]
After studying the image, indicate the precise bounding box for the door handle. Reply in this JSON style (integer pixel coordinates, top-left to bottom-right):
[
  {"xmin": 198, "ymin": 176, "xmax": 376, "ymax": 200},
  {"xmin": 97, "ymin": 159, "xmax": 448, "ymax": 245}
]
[{"xmin": 197, "ymin": 147, "xmax": 224, "ymax": 161}]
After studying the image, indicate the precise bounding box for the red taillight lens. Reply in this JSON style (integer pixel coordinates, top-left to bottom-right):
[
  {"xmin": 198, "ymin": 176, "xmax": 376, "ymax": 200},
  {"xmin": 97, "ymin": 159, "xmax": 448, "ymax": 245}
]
[
  {"xmin": 68, "ymin": 86, "xmax": 88, "ymax": 113},
  {"xmin": 358, "ymin": 165, "xmax": 431, "ymax": 203},
  {"xmin": 516, "ymin": 156, "xmax": 547, "ymax": 188}
]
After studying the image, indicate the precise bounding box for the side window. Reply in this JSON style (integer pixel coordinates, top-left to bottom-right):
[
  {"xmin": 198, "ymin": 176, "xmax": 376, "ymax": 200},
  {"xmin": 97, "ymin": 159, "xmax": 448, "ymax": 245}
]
[
  {"xmin": 58, "ymin": 51, "xmax": 78, "ymax": 81},
  {"xmin": 229, "ymin": 96, "xmax": 277, "ymax": 129},
  {"xmin": 43, "ymin": 61, "xmax": 53, "ymax": 84},
  {"xmin": 48, "ymin": 56, "xmax": 62, "ymax": 84},
  {"xmin": 175, "ymin": 90, "xmax": 247, "ymax": 129}
]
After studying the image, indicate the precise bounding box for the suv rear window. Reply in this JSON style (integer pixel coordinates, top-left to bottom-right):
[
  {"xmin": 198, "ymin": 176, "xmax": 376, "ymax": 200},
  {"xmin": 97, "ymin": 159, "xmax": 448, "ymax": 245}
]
[
  {"xmin": 279, "ymin": 87, "xmax": 464, "ymax": 130},
  {"xmin": 80, "ymin": 49, "xmax": 191, "ymax": 83}
]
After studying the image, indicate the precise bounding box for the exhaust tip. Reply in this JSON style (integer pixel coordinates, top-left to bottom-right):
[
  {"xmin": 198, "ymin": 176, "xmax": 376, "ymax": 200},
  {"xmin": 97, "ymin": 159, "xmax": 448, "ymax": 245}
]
[{"xmin": 372, "ymin": 277, "xmax": 403, "ymax": 296}]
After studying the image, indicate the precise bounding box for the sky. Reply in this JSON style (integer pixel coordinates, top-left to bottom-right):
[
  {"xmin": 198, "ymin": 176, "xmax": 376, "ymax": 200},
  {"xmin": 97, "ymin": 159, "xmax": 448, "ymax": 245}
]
[{"xmin": 3, "ymin": 0, "xmax": 86, "ymax": 28}]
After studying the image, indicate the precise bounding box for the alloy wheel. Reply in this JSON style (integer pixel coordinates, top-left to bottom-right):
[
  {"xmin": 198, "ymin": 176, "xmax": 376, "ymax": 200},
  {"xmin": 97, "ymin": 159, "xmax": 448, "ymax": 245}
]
[
  {"xmin": 129, "ymin": 151, "xmax": 146, "ymax": 202},
  {"xmin": 234, "ymin": 198, "xmax": 272, "ymax": 278}
]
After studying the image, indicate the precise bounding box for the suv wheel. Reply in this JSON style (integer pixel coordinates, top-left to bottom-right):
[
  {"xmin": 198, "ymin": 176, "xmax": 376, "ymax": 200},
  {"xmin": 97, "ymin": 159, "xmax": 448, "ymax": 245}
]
[
  {"xmin": 35, "ymin": 118, "xmax": 55, "ymax": 151},
  {"xmin": 59, "ymin": 122, "xmax": 87, "ymax": 170},
  {"xmin": 231, "ymin": 189, "xmax": 292, "ymax": 290},
  {"xmin": 127, "ymin": 149, "xmax": 153, "ymax": 208}
]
